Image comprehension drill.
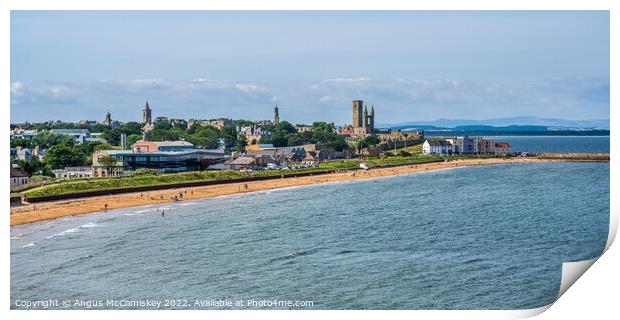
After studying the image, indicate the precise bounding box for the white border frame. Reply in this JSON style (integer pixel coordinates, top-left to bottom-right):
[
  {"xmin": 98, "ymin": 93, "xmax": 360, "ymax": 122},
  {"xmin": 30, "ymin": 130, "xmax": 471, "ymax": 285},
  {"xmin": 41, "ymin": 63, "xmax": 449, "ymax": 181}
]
[{"xmin": 2, "ymin": 1, "xmax": 617, "ymax": 319}]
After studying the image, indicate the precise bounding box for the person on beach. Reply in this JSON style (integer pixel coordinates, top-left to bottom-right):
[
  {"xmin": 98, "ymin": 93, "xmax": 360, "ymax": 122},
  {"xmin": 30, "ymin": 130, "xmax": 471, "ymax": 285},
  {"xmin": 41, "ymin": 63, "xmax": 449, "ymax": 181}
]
[
  {"xmin": 104, "ymin": 203, "xmax": 108, "ymax": 211},
  {"xmin": 161, "ymin": 209, "xmax": 165, "ymax": 217}
]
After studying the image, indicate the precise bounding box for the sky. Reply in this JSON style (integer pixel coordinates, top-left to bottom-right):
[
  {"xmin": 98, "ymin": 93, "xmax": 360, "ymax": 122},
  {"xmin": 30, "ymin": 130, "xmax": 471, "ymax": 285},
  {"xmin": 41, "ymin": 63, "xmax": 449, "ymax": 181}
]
[{"xmin": 10, "ymin": 11, "xmax": 610, "ymax": 125}]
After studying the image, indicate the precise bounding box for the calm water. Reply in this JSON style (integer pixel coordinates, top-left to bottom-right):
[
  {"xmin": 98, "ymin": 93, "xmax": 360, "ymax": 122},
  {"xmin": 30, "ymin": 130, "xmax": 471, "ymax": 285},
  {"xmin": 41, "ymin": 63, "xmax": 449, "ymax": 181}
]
[
  {"xmin": 11, "ymin": 163, "xmax": 609, "ymax": 310},
  {"xmin": 485, "ymin": 136, "xmax": 609, "ymax": 153},
  {"xmin": 426, "ymin": 135, "xmax": 610, "ymax": 153}
]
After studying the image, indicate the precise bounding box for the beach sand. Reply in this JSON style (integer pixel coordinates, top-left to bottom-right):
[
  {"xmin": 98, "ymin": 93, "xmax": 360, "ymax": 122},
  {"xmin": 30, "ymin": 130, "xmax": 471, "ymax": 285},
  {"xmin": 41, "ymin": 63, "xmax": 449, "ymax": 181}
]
[{"xmin": 9, "ymin": 157, "xmax": 564, "ymax": 226}]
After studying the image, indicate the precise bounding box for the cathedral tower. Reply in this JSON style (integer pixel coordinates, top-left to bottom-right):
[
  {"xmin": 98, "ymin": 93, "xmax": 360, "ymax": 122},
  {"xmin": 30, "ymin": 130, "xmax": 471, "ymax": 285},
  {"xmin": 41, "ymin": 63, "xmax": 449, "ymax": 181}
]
[
  {"xmin": 352, "ymin": 100, "xmax": 364, "ymax": 128},
  {"xmin": 142, "ymin": 101, "xmax": 152, "ymax": 125}
]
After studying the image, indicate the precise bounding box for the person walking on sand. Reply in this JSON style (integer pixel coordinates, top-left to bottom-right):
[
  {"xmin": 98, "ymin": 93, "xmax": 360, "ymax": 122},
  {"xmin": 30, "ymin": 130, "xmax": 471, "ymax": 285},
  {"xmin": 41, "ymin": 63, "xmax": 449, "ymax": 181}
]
[{"xmin": 104, "ymin": 203, "xmax": 108, "ymax": 211}]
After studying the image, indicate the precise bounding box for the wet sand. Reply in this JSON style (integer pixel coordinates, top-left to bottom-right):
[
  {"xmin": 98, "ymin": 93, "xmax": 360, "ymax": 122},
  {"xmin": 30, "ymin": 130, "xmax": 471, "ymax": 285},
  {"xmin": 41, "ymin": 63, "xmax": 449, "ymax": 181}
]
[{"xmin": 9, "ymin": 157, "xmax": 575, "ymax": 226}]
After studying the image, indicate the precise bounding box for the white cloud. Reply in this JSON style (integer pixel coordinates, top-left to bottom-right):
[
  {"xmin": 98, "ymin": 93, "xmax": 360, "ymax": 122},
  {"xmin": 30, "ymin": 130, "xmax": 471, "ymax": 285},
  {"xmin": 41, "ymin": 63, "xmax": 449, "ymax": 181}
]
[
  {"xmin": 10, "ymin": 81, "xmax": 24, "ymax": 95},
  {"xmin": 235, "ymin": 83, "xmax": 265, "ymax": 93},
  {"xmin": 9, "ymin": 76, "xmax": 609, "ymax": 123},
  {"xmin": 323, "ymin": 77, "xmax": 371, "ymax": 83}
]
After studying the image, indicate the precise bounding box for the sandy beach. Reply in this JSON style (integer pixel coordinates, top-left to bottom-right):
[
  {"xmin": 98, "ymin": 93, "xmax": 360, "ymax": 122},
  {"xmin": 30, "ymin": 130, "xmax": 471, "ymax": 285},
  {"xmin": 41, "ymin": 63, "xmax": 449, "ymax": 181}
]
[{"xmin": 8, "ymin": 157, "xmax": 591, "ymax": 226}]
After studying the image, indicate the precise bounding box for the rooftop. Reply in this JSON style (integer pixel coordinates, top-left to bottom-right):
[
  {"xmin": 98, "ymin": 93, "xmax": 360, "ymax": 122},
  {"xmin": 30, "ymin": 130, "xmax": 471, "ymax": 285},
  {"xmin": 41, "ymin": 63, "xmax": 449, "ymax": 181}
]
[
  {"xmin": 151, "ymin": 141, "xmax": 194, "ymax": 147},
  {"xmin": 50, "ymin": 129, "xmax": 90, "ymax": 134},
  {"xmin": 10, "ymin": 166, "xmax": 29, "ymax": 178},
  {"xmin": 227, "ymin": 157, "xmax": 256, "ymax": 165},
  {"xmin": 427, "ymin": 140, "xmax": 452, "ymax": 147}
]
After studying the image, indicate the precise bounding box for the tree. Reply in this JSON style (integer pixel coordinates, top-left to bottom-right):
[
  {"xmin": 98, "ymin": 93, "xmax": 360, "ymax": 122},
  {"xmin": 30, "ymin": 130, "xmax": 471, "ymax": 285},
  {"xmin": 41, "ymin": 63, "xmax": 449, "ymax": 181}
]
[
  {"xmin": 148, "ymin": 128, "xmax": 182, "ymax": 141},
  {"xmin": 275, "ymin": 121, "xmax": 296, "ymax": 134},
  {"xmin": 235, "ymin": 135, "xmax": 247, "ymax": 152},
  {"xmin": 325, "ymin": 136, "xmax": 349, "ymax": 152},
  {"xmin": 234, "ymin": 119, "xmax": 254, "ymax": 128},
  {"xmin": 99, "ymin": 155, "xmax": 118, "ymax": 176},
  {"xmin": 10, "ymin": 138, "xmax": 33, "ymax": 149},
  {"xmin": 44, "ymin": 145, "xmax": 85, "ymax": 169},
  {"xmin": 75, "ymin": 141, "xmax": 105, "ymax": 158},
  {"xmin": 126, "ymin": 134, "xmax": 142, "ymax": 148},
  {"xmin": 360, "ymin": 135, "xmax": 381, "ymax": 148},
  {"xmin": 171, "ymin": 119, "xmax": 188, "ymax": 130},
  {"xmin": 312, "ymin": 121, "xmax": 334, "ymax": 133},
  {"xmin": 18, "ymin": 158, "xmax": 43, "ymax": 175},
  {"xmin": 270, "ymin": 134, "xmax": 289, "ymax": 147},
  {"xmin": 153, "ymin": 118, "xmax": 172, "ymax": 130},
  {"xmin": 75, "ymin": 142, "xmax": 113, "ymax": 165},
  {"xmin": 32, "ymin": 131, "xmax": 75, "ymax": 149},
  {"xmin": 102, "ymin": 128, "xmax": 122, "ymax": 146},
  {"xmin": 121, "ymin": 122, "xmax": 143, "ymax": 136}
]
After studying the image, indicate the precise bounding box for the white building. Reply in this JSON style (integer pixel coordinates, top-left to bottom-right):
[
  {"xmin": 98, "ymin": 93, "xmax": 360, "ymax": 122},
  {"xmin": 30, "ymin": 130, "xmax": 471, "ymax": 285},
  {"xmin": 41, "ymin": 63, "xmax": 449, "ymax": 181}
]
[
  {"xmin": 295, "ymin": 124, "xmax": 313, "ymax": 133},
  {"xmin": 50, "ymin": 129, "xmax": 90, "ymax": 144},
  {"xmin": 52, "ymin": 166, "xmax": 93, "ymax": 179},
  {"xmin": 495, "ymin": 142, "xmax": 512, "ymax": 155},
  {"xmin": 10, "ymin": 165, "xmax": 29, "ymax": 188},
  {"xmin": 15, "ymin": 147, "xmax": 32, "ymax": 162},
  {"xmin": 422, "ymin": 140, "xmax": 454, "ymax": 155}
]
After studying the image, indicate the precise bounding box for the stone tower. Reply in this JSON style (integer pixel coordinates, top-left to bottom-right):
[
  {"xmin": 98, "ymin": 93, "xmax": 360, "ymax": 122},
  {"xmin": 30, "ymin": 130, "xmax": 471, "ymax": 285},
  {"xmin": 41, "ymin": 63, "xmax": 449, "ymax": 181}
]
[
  {"xmin": 369, "ymin": 105, "xmax": 375, "ymax": 133},
  {"xmin": 103, "ymin": 111, "xmax": 112, "ymax": 126},
  {"xmin": 142, "ymin": 101, "xmax": 152, "ymax": 125},
  {"xmin": 362, "ymin": 106, "xmax": 368, "ymax": 128},
  {"xmin": 352, "ymin": 100, "xmax": 364, "ymax": 128},
  {"xmin": 274, "ymin": 105, "xmax": 280, "ymax": 125}
]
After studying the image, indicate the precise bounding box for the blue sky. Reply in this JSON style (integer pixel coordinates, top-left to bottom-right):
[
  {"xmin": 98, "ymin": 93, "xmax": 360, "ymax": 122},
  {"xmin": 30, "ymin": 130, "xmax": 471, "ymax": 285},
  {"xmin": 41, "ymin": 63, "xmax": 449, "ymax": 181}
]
[{"xmin": 10, "ymin": 11, "xmax": 610, "ymax": 125}]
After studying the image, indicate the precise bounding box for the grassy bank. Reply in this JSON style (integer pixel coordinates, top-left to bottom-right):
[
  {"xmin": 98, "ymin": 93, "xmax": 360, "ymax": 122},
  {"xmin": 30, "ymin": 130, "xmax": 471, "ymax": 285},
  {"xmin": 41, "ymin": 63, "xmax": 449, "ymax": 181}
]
[{"xmin": 23, "ymin": 154, "xmax": 498, "ymax": 198}]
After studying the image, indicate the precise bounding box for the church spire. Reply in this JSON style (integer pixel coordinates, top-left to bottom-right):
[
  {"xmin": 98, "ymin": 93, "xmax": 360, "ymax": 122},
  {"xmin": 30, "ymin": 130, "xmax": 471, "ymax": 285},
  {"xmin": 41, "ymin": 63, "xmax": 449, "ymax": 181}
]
[{"xmin": 142, "ymin": 100, "xmax": 152, "ymax": 125}]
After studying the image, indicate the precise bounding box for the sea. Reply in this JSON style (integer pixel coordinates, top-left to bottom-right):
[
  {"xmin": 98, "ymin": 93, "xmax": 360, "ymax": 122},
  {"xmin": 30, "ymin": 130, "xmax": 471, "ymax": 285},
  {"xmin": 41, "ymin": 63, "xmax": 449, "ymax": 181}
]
[
  {"xmin": 10, "ymin": 137, "xmax": 610, "ymax": 310},
  {"xmin": 428, "ymin": 135, "xmax": 610, "ymax": 154}
]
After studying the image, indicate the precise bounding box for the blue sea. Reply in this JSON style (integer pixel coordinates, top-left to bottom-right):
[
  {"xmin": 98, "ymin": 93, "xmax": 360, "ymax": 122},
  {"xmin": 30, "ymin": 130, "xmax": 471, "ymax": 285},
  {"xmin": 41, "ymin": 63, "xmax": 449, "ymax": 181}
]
[
  {"xmin": 422, "ymin": 135, "xmax": 609, "ymax": 153},
  {"xmin": 11, "ymin": 162, "xmax": 609, "ymax": 310},
  {"xmin": 483, "ymin": 136, "xmax": 610, "ymax": 153}
]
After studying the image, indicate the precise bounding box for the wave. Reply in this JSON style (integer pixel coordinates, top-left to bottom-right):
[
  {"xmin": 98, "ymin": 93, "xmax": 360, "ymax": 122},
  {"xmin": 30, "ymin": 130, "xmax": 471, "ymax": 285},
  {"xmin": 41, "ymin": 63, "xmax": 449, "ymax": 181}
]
[
  {"xmin": 336, "ymin": 250, "xmax": 356, "ymax": 255},
  {"xmin": 134, "ymin": 209, "xmax": 153, "ymax": 214},
  {"xmin": 80, "ymin": 222, "xmax": 103, "ymax": 228},
  {"xmin": 53, "ymin": 228, "xmax": 81, "ymax": 237},
  {"xmin": 270, "ymin": 247, "xmax": 320, "ymax": 262},
  {"xmin": 175, "ymin": 202, "xmax": 198, "ymax": 206},
  {"xmin": 22, "ymin": 242, "xmax": 36, "ymax": 248}
]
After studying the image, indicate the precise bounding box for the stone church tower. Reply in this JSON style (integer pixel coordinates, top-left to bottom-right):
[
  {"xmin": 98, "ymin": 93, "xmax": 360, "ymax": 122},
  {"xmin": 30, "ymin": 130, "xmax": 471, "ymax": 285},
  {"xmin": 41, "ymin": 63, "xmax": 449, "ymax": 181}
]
[
  {"xmin": 142, "ymin": 101, "xmax": 152, "ymax": 125},
  {"xmin": 103, "ymin": 111, "xmax": 112, "ymax": 126},
  {"xmin": 352, "ymin": 100, "xmax": 364, "ymax": 128},
  {"xmin": 352, "ymin": 100, "xmax": 375, "ymax": 134},
  {"xmin": 274, "ymin": 105, "xmax": 280, "ymax": 125}
]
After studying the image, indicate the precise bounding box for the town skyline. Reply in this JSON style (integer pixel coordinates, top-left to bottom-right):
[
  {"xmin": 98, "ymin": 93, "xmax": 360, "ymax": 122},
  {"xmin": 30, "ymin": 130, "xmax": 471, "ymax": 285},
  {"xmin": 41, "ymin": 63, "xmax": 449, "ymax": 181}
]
[{"xmin": 11, "ymin": 11, "xmax": 609, "ymax": 123}]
